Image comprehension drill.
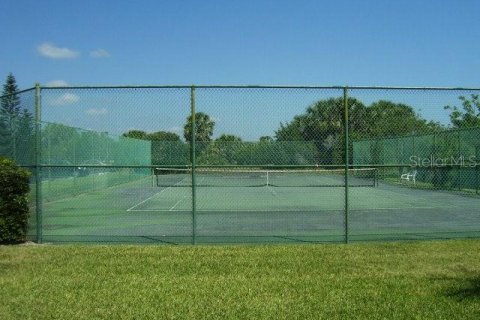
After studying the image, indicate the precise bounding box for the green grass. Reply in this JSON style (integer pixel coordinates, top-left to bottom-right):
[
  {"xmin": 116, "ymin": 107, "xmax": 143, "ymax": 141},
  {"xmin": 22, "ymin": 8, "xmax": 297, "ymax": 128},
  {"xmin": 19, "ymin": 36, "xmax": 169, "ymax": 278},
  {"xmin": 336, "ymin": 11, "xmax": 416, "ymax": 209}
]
[{"xmin": 1, "ymin": 240, "xmax": 480, "ymax": 319}]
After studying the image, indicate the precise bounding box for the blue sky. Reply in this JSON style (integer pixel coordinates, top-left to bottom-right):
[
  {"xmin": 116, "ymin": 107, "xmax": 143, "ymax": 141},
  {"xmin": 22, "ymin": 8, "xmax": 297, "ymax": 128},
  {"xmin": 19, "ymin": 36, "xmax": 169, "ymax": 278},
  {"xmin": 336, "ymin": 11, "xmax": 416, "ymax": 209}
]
[
  {"xmin": 2, "ymin": 0, "xmax": 480, "ymax": 88},
  {"xmin": 1, "ymin": 0, "xmax": 479, "ymax": 140}
]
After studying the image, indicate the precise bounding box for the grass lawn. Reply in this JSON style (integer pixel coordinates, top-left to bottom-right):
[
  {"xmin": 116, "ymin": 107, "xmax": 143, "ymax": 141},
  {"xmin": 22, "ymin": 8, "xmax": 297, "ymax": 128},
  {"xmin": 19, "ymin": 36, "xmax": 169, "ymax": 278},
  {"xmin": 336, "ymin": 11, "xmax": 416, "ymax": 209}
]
[{"xmin": 1, "ymin": 240, "xmax": 479, "ymax": 319}]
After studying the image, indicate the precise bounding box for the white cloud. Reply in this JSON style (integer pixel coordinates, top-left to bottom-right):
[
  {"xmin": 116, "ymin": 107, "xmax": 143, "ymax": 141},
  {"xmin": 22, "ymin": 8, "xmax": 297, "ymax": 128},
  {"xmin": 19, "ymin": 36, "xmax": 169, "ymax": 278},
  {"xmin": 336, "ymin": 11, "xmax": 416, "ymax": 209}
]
[
  {"xmin": 85, "ymin": 108, "xmax": 108, "ymax": 116},
  {"xmin": 37, "ymin": 42, "xmax": 79, "ymax": 59},
  {"xmin": 45, "ymin": 80, "xmax": 69, "ymax": 87},
  {"xmin": 90, "ymin": 49, "xmax": 111, "ymax": 58},
  {"xmin": 50, "ymin": 93, "xmax": 80, "ymax": 106}
]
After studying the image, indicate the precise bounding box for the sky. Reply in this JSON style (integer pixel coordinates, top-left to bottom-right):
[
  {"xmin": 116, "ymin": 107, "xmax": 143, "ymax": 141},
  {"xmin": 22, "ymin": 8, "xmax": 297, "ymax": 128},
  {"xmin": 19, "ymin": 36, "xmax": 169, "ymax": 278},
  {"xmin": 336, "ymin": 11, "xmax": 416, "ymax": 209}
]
[
  {"xmin": 2, "ymin": 0, "xmax": 480, "ymax": 88},
  {"xmin": 1, "ymin": 0, "xmax": 479, "ymax": 139}
]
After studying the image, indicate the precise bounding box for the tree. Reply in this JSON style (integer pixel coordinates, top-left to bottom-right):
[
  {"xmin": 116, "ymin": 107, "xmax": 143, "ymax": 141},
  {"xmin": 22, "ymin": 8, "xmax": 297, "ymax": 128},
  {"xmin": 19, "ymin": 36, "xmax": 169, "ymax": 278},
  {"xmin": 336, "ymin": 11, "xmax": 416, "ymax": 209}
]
[
  {"xmin": 183, "ymin": 112, "xmax": 215, "ymax": 142},
  {"xmin": 147, "ymin": 131, "xmax": 184, "ymax": 165},
  {"xmin": 363, "ymin": 100, "xmax": 442, "ymax": 139},
  {"xmin": 122, "ymin": 130, "xmax": 148, "ymax": 140},
  {"xmin": 216, "ymin": 134, "xmax": 242, "ymax": 142},
  {"xmin": 122, "ymin": 129, "xmax": 185, "ymax": 166},
  {"xmin": 197, "ymin": 143, "xmax": 229, "ymax": 165},
  {"xmin": 276, "ymin": 97, "xmax": 367, "ymax": 141},
  {"xmin": 42, "ymin": 123, "xmax": 81, "ymax": 163},
  {"xmin": 1, "ymin": 73, "xmax": 20, "ymax": 115},
  {"xmin": 259, "ymin": 136, "xmax": 273, "ymax": 143},
  {"xmin": 275, "ymin": 97, "xmax": 367, "ymax": 164},
  {"xmin": 0, "ymin": 107, "xmax": 10, "ymax": 157},
  {"xmin": 444, "ymin": 94, "xmax": 480, "ymax": 128},
  {"xmin": 275, "ymin": 97, "xmax": 440, "ymax": 165},
  {"xmin": 122, "ymin": 130, "xmax": 181, "ymax": 142},
  {"xmin": 0, "ymin": 73, "xmax": 20, "ymax": 160},
  {"xmin": 147, "ymin": 131, "xmax": 181, "ymax": 141},
  {"xmin": 212, "ymin": 134, "xmax": 242, "ymax": 164},
  {"xmin": 0, "ymin": 157, "xmax": 30, "ymax": 244},
  {"xmin": 16, "ymin": 109, "xmax": 35, "ymax": 165},
  {"xmin": 0, "ymin": 73, "xmax": 34, "ymax": 164}
]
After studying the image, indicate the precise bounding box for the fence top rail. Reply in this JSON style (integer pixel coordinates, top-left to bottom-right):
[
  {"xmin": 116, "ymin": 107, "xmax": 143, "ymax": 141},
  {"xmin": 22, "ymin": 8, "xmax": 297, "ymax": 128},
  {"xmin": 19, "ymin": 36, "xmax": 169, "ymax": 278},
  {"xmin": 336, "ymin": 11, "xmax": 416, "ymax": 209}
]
[
  {"xmin": 0, "ymin": 87, "xmax": 36, "ymax": 99},
  {"xmin": 35, "ymin": 84, "xmax": 480, "ymax": 91},
  {"xmin": 37, "ymin": 163, "xmax": 480, "ymax": 169}
]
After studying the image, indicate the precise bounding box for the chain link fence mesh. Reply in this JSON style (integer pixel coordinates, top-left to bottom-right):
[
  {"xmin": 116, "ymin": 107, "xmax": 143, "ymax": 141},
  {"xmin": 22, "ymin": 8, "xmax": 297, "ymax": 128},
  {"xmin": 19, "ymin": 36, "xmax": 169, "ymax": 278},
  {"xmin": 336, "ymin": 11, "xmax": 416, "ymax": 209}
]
[
  {"xmin": 0, "ymin": 88, "xmax": 37, "ymax": 240},
  {"xmin": 349, "ymin": 88, "xmax": 480, "ymax": 240},
  {"xmin": 0, "ymin": 85, "xmax": 479, "ymax": 243}
]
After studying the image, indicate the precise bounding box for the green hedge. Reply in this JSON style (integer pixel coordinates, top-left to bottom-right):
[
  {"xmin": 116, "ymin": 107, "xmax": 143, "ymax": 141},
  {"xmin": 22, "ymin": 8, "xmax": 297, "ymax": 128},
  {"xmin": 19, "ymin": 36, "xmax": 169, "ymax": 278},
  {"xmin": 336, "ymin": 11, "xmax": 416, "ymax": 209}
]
[{"xmin": 0, "ymin": 157, "xmax": 31, "ymax": 244}]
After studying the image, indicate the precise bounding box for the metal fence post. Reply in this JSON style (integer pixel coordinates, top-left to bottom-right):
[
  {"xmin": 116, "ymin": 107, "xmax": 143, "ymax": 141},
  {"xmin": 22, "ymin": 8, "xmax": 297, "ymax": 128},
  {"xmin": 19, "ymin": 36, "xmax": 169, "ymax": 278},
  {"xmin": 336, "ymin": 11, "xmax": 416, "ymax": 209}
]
[
  {"xmin": 190, "ymin": 86, "xmax": 197, "ymax": 245},
  {"xmin": 344, "ymin": 86, "xmax": 349, "ymax": 244},
  {"xmin": 34, "ymin": 84, "xmax": 43, "ymax": 243},
  {"xmin": 476, "ymin": 146, "xmax": 479, "ymax": 195}
]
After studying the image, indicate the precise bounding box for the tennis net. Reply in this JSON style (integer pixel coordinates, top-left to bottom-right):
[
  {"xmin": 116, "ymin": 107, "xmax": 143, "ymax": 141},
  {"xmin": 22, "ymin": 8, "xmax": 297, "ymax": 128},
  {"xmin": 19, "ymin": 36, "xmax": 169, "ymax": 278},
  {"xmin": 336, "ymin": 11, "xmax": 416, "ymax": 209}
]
[{"xmin": 154, "ymin": 167, "xmax": 377, "ymax": 188}]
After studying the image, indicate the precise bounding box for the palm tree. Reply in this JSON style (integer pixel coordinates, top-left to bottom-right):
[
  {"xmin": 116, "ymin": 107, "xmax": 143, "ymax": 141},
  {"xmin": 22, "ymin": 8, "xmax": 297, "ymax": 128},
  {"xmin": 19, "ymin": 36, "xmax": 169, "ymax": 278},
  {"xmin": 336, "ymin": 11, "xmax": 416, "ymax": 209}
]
[{"xmin": 183, "ymin": 112, "xmax": 215, "ymax": 142}]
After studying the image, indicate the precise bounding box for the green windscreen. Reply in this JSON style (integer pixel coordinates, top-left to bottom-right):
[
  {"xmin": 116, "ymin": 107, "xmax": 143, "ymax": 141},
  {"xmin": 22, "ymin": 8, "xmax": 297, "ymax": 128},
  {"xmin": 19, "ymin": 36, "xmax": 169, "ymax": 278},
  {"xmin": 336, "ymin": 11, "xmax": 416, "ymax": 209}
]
[
  {"xmin": 41, "ymin": 122, "xmax": 151, "ymax": 166},
  {"xmin": 40, "ymin": 122, "xmax": 152, "ymax": 202},
  {"xmin": 353, "ymin": 127, "xmax": 480, "ymax": 191}
]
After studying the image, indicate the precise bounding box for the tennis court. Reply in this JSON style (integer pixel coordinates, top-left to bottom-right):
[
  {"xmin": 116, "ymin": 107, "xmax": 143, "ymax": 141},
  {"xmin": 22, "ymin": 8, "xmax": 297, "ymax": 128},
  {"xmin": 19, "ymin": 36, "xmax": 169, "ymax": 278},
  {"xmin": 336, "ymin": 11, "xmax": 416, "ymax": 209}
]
[
  {"xmin": 4, "ymin": 85, "xmax": 480, "ymax": 244},
  {"xmin": 39, "ymin": 168, "xmax": 480, "ymax": 244}
]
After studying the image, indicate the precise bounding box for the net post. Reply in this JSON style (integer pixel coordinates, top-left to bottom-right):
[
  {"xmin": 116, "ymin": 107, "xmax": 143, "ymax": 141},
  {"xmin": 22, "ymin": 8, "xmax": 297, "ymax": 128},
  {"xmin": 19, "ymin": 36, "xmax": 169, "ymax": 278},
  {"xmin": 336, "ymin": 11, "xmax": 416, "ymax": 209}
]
[
  {"xmin": 190, "ymin": 86, "xmax": 197, "ymax": 245},
  {"xmin": 151, "ymin": 168, "xmax": 155, "ymax": 187},
  {"xmin": 34, "ymin": 83, "xmax": 43, "ymax": 244},
  {"xmin": 343, "ymin": 86, "xmax": 349, "ymax": 244},
  {"xmin": 476, "ymin": 146, "xmax": 479, "ymax": 195}
]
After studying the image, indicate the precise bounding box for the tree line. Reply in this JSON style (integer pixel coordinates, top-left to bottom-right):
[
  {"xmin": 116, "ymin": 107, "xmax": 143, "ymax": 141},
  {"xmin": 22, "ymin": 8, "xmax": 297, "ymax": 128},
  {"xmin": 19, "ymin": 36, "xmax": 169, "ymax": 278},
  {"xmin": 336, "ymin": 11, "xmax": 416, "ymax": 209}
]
[
  {"xmin": 124, "ymin": 94, "xmax": 480, "ymax": 166},
  {"xmin": 1, "ymin": 73, "xmax": 479, "ymax": 167}
]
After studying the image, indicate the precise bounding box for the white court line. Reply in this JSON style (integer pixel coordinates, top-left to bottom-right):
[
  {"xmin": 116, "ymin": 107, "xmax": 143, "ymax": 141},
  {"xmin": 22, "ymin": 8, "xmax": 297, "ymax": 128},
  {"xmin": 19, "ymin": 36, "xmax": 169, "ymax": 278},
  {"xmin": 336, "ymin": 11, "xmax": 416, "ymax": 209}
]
[
  {"xmin": 266, "ymin": 186, "xmax": 280, "ymax": 198},
  {"xmin": 168, "ymin": 177, "xmax": 205, "ymax": 211},
  {"xmin": 126, "ymin": 187, "xmax": 173, "ymax": 212},
  {"xmin": 128, "ymin": 206, "xmax": 438, "ymax": 213},
  {"xmin": 169, "ymin": 196, "xmax": 187, "ymax": 211},
  {"xmin": 126, "ymin": 179, "xmax": 186, "ymax": 212},
  {"xmin": 128, "ymin": 176, "xmax": 204, "ymax": 212}
]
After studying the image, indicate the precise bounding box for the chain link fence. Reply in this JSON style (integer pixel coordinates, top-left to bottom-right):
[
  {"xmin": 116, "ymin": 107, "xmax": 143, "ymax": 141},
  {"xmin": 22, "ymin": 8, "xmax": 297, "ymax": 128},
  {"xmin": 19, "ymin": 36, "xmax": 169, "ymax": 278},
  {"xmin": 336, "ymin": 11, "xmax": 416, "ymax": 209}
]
[{"xmin": 0, "ymin": 85, "xmax": 479, "ymax": 244}]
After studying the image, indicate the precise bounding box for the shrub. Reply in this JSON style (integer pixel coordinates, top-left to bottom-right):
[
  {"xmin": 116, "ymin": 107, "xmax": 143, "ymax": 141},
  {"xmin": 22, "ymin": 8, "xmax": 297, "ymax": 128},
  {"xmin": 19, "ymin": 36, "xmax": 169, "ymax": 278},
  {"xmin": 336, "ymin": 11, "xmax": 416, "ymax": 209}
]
[{"xmin": 0, "ymin": 157, "xmax": 31, "ymax": 244}]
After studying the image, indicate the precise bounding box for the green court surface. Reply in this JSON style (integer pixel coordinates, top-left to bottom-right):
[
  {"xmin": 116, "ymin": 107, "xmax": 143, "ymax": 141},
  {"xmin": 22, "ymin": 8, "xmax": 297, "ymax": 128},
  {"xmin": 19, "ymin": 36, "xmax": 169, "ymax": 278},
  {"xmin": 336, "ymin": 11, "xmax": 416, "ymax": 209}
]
[{"xmin": 37, "ymin": 172, "xmax": 480, "ymax": 244}]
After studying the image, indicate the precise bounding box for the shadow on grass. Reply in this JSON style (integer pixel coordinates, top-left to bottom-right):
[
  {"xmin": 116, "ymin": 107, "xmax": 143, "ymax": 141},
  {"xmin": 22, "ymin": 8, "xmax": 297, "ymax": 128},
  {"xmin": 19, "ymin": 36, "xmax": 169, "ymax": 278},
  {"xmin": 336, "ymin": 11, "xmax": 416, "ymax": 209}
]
[{"xmin": 447, "ymin": 277, "xmax": 480, "ymax": 300}]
